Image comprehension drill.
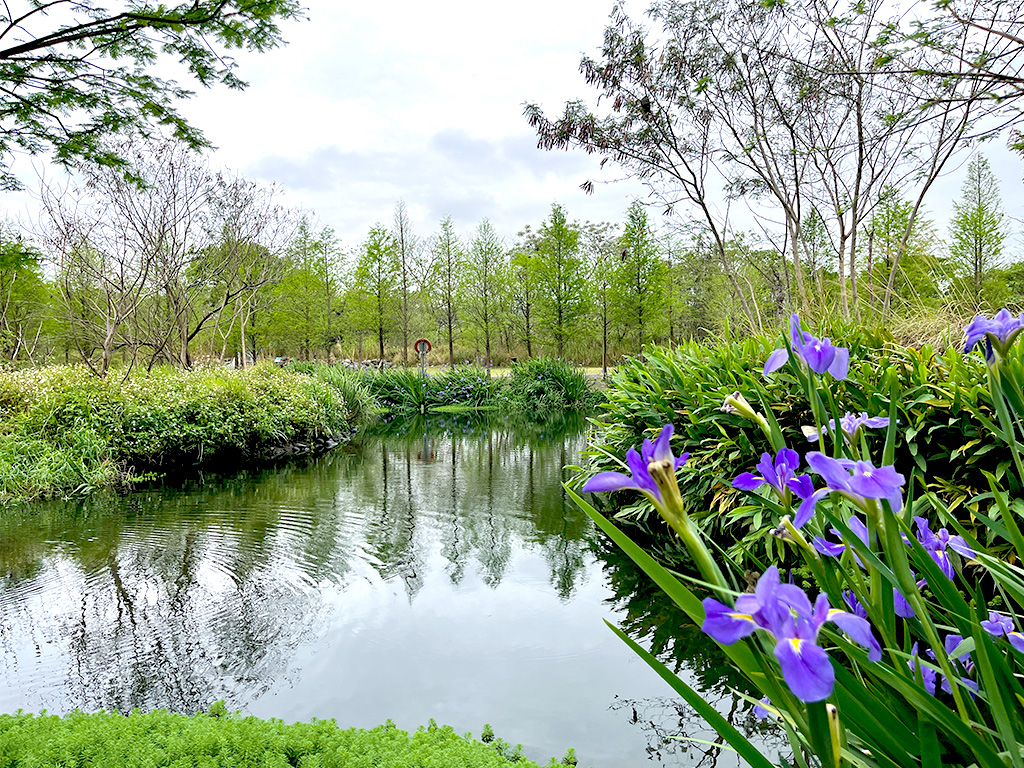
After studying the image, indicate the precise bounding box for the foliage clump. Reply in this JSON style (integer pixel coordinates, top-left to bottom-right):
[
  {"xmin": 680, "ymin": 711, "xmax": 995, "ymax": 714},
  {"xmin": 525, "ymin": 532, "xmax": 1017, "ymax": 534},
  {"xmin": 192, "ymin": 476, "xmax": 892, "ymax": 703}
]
[
  {"xmin": 583, "ymin": 330, "xmax": 1000, "ymax": 561},
  {"xmin": 502, "ymin": 357, "xmax": 601, "ymax": 414},
  {"xmin": 313, "ymin": 359, "xmax": 600, "ymax": 416},
  {"xmin": 0, "ymin": 709, "xmax": 561, "ymax": 767}
]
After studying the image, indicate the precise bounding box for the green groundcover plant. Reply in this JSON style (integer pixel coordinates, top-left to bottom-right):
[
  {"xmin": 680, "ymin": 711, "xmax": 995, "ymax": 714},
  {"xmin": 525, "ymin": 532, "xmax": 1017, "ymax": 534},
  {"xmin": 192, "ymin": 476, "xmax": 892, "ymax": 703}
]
[
  {"xmin": 576, "ymin": 311, "xmax": 1024, "ymax": 767},
  {"xmin": 0, "ymin": 709, "xmax": 570, "ymax": 767}
]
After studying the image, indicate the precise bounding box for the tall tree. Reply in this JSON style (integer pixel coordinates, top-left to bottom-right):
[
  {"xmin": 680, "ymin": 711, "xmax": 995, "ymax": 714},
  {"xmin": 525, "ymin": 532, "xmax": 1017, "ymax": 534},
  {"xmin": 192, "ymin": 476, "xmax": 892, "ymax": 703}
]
[
  {"xmin": 862, "ymin": 188, "xmax": 939, "ymax": 316},
  {"xmin": 612, "ymin": 201, "xmax": 667, "ymax": 350},
  {"xmin": 352, "ymin": 225, "xmax": 399, "ymax": 360},
  {"xmin": 430, "ymin": 216, "xmax": 464, "ymax": 367},
  {"xmin": 508, "ymin": 245, "xmax": 539, "ymax": 359},
  {"xmin": 0, "ymin": 225, "xmax": 47, "ymax": 363},
  {"xmin": 580, "ymin": 221, "xmax": 618, "ymax": 376},
  {"xmin": 0, "ymin": 1, "xmax": 301, "ymax": 190},
  {"xmin": 391, "ymin": 201, "xmax": 419, "ymax": 365},
  {"xmin": 948, "ymin": 154, "xmax": 1009, "ymax": 311},
  {"xmin": 533, "ymin": 203, "xmax": 588, "ymax": 358},
  {"xmin": 465, "ymin": 218, "xmax": 503, "ymax": 366}
]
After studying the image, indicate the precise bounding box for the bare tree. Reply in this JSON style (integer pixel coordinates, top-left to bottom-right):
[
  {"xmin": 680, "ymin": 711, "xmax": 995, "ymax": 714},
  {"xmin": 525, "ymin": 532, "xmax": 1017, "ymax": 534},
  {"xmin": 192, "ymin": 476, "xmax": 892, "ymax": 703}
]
[
  {"xmin": 41, "ymin": 176, "xmax": 153, "ymax": 376},
  {"xmin": 391, "ymin": 201, "xmax": 420, "ymax": 366}
]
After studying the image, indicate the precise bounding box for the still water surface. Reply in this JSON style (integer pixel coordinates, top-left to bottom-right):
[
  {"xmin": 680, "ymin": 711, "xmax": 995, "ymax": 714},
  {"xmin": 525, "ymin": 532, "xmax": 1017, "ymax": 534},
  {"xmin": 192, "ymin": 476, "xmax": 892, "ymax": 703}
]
[{"xmin": 0, "ymin": 413, "xmax": 775, "ymax": 767}]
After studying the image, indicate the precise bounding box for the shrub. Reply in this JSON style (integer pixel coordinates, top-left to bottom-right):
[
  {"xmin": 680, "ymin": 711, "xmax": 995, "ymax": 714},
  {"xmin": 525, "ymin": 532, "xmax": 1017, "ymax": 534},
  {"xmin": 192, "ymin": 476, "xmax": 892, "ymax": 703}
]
[
  {"xmin": 502, "ymin": 357, "xmax": 600, "ymax": 414},
  {"xmin": 428, "ymin": 365, "xmax": 498, "ymax": 408},
  {"xmin": 0, "ymin": 364, "xmax": 370, "ymax": 502}
]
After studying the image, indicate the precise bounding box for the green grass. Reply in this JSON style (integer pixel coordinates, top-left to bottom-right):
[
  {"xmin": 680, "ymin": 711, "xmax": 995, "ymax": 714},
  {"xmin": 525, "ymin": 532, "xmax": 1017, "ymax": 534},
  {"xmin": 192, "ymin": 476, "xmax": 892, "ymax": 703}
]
[{"xmin": 0, "ymin": 709, "xmax": 567, "ymax": 767}]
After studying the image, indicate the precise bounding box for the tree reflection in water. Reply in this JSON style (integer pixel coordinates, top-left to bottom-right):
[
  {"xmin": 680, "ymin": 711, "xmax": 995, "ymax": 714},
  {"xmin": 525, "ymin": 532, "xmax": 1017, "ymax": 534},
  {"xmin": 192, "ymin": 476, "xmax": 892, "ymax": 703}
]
[{"xmin": 0, "ymin": 411, "xmax": 780, "ymax": 767}]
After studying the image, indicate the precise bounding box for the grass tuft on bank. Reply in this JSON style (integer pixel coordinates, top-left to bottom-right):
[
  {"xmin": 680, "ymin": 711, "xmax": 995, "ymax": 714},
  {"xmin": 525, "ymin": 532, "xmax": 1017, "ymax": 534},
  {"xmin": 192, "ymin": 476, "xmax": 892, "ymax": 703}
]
[
  {"xmin": 0, "ymin": 709, "xmax": 565, "ymax": 767},
  {"xmin": 0, "ymin": 363, "xmax": 374, "ymax": 502}
]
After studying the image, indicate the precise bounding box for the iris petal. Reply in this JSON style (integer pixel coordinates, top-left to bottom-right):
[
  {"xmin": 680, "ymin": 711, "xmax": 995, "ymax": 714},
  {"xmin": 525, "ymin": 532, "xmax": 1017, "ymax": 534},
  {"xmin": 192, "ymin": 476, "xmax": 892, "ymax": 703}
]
[
  {"xmin": 582, "ymin": 471, "xmax": 639, "ymax": 494},
  {"xmin": 764, "ymin": 348, "xmax": 789, "ymax": 375},
  {"xmin": 775, "ymin": 638, "xmax": 835, "ymax": 702}
]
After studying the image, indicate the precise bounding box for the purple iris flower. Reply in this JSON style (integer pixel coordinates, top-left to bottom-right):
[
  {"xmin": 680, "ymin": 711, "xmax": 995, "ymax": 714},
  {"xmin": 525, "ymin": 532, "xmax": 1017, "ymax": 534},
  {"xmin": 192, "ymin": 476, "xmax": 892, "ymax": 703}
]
[
  {"xmin": 906, "ymin": 516, "xmax": 975, "ymax": 579},
  {"xmin": 805, "ymin": 412, "xmax": 890, "ymax": 442},
  {"xmin": 702, "ymin": 566, "xmax": 881, "ymax": 702},
  {"xmin": 842, "ymin": 590, "xmax": 867, "ymax": 619},
  {"xmin": 979, "ymin": 611, "xmax": 1024, "ymax": 653},
  {"xmin": 812, "ymin": 515, "xmax": 870, "ymax": 561},
  {"xmin": 964, "ymin": 308, "xmax": 1024, "ymax": 362},
  {"xmin": 796, "ymin": 453, "xmax": 905, "ymax": 527},
  {"xmin": 930, "ymin": 635, "xmax": 979, "ymax": 696},
  {"xmin": 583, "ymin": 424, "xmax": 689, "ymax": 505},
  {"xmin": 732, "ymin": 448, "xmax": 815, "ymax": 506},
  {"xmin": 909, "ymin": 643, "xmax": 938, "ymax": 695},
  {"xmin": 893, "ymin": 584, "xmax": 920, "ymax": 619},
  {"xmin": 764, "ymin": 314, "xmax": 849, "ymax": 381},
  {"xmin": 981, "ymin": 611, "xmax": 1015, "ymax": 637},
  {"xmin": 753, "ymin": 697, "xmax": 772, "ymax": 720}
]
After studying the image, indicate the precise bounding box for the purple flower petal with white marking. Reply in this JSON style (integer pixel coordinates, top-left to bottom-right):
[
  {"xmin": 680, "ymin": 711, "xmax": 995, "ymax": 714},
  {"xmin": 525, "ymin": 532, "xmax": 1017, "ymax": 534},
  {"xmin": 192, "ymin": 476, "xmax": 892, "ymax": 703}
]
[
  {"xmin": 763, "ymin": 315, "xmax": 849, "ymax": 381},
  {"xmin": 801, "ymin": 453, "xmax": 905, "ymax": 520},
  {"xmin": 981, "ymin": 611, "xmax": 1015, "ymax": 637},
  {"xmin": 732, "ymin": 448, "xmax": 812, "ymax": 507},
  {"xmin": 807, "ymin": 412, "xmax": 891, "ymax": 442}
]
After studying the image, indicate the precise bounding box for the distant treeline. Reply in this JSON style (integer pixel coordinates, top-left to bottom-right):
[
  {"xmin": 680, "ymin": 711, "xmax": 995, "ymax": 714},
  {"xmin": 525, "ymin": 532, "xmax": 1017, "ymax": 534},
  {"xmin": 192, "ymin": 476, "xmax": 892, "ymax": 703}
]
[{"xmin": 1, "ymin": 139, "xmax": 1019, "ymax": 375}]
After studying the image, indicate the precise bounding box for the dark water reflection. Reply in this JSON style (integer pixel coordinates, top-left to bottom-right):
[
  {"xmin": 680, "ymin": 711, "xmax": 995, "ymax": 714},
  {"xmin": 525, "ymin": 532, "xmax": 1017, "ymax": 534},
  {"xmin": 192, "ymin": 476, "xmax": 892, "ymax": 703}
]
[{"xmin": 0, "ymin": 412, "xmax": 777, "ymax": 767}]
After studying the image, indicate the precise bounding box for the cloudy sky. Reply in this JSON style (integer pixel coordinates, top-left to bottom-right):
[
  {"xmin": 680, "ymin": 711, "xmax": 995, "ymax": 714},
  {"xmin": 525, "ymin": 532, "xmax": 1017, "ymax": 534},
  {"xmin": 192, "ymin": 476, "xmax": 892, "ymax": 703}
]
[
  {"xmin": 170, "ymin": 0, "xmax": 651, "ymax": 246},
  {"xmin": 2, "ymin": 0, "xmax": 1022, "ymax": 251}
]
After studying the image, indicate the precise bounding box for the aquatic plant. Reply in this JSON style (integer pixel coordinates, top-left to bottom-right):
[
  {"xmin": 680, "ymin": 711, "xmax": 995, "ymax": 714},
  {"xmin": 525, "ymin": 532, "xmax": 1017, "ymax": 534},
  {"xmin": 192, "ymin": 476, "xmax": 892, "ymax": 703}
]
[
  {"xmin": 502, "ymin": 357, "xmax": 600, "ymax": 414},
  {"xmin": 576, "ymin": 311, "xmax": 1024, "ymax": 767}
]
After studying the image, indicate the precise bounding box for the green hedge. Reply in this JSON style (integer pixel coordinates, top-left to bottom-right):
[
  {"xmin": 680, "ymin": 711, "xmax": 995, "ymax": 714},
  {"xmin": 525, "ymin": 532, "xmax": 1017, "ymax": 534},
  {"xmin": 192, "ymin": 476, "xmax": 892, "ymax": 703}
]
[
  {"xmin": 581, "ymin": 329, "xmax": 1006, "ymax": 562},
  {"xmin": 0, "ymin": 709, "xmax": 564, "ymax": 767}
]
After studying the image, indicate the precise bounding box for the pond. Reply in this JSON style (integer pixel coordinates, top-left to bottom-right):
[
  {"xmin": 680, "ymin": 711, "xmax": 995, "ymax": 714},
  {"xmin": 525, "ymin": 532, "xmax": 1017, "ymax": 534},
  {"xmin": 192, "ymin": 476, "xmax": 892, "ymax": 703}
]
[{"xmin": 0, "ymin": 413, "xmax": 779, "ymax": 767}]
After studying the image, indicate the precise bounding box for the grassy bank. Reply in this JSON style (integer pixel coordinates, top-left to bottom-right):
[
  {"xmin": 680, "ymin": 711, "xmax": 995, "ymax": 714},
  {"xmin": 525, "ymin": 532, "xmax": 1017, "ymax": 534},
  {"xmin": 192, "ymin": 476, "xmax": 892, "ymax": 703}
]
[
  {"xmin": 0, "ymin": 363, "xmax": 374, "ymax": 503},
  {"xmin": 0, "ymin": 709, "xmax": 567, "ymax": 767}
]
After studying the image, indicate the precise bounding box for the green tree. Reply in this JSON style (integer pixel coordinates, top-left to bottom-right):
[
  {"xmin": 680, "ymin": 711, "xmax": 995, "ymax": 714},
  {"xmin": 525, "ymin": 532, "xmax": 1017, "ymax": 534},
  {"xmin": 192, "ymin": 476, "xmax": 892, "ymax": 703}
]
[
  {"xmin": 430, "ymin": 216, "xmax": 465, "ymax": 367},
  {"xmin": 0, "ymin": 1, "xmax": 301, "ymax": 190},
  {"xmin": 948, "ymin": 153, "xmax": 1009, "ymax": 311},
  {"xmin": 465, "ymin": 218, "xmax": 504, "ymax": 365},
  {"xmin": 508, "ymin": 246, "xmax": 539, "ymax": 359},
  {"xmin": 0, "ymin": 226, "xmax": 48, "ymax": 362},
  {"xmin": 261, "ymin": 218, "xmax": 340, "ymax": 360},
  {"xmin": 533, "ymin": 203, "xmax": 588, "ymax": 358},
  {"xmin": 351, "ymin": 225, "xmax": 399, "ymax": 360},
  {"xmin": 611, "ymin": 201, "xmax": 668, "ymax": 351},
  {"xmin": 580, "ymin": 221, "xmax": 618, "ymax": 375}
]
